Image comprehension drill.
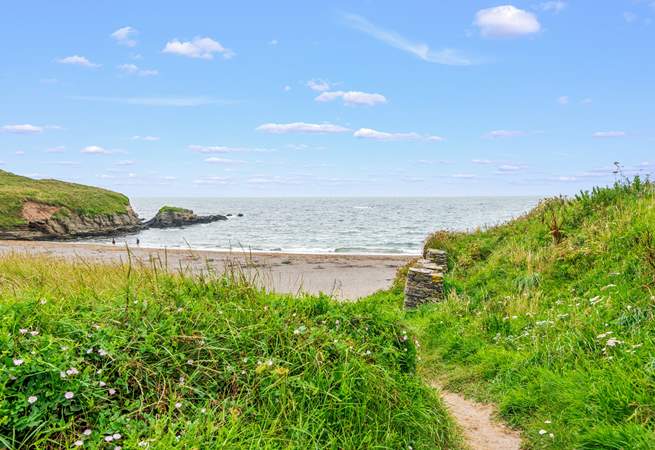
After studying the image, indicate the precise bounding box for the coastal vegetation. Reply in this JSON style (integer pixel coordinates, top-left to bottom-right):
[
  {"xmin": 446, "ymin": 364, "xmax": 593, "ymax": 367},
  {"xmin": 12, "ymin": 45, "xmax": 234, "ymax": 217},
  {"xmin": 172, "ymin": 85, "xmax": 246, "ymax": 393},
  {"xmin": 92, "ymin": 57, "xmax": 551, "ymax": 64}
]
[
  {"xmin": 0, "ymin": 254, "xmax": 459, "ymax": 449},
  {"xmin": 0, "ymin": 170, "xmax": 131, "ymax": 229},
  {"xmin": 405, "ymin": 177, "xmax": 655, "ymax": 448}
]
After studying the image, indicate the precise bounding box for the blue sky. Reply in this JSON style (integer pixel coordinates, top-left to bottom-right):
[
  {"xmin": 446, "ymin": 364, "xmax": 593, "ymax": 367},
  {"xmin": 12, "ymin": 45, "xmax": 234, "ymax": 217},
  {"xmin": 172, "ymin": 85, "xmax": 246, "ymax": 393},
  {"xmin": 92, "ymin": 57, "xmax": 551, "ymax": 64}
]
[{"xmin": 1, "ymin": 0, "xmax": 654, "ymax": 197}]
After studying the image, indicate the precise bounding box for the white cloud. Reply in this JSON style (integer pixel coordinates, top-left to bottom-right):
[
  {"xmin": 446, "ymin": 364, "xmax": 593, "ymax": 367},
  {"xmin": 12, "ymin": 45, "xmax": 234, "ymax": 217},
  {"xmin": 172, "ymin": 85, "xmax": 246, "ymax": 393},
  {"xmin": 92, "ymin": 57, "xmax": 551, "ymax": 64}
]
[
  {"xmin": 1, "ymin": 124, "xmax": 43, "ymax": 134},
  {"xmin": 204, "ymin": 157, "xmax": 246, "ymax": 164},
  {"xmin": 539, "ymin": 1, "xmax": 567, "ymax": 13},
  {"xmin": 116, "ymin": 160, "xmax": 135, "ymax": 166},
  {"xmin": 497, "ymin": 164, "xmax": 524, "ymax": 172},
  {"xmin": 342, "ymin": 13, "xmax": 475, "ymax": 65},
  {"xmin": 593, "ymin": 131, "xmax": 626, "ymax": 138},
  {"xmin": 111, "ymin": 26, "xmax": 137, "ymax": 47},
  {"xmin": 131, "ymin": 135, "xmax": 160, "ymax": 141},
  {"xmin": 581, "ymin": 98, "xmax": 593, "ymax": 104},
  {"xmin": 118, "ymin": 64, "xmax": 158, "ymax": 77},
  {"xmin": 472, "ymin": 159, "xmax": 493, "ymax": 164},
  {"xmin": 307, "ymin": 79, "xmax": 332, "ymax": 92},
  {"xmin": 56, "ymin": 55, "xmax": 101, "ymax": 68},
  {"xmin": 269, "ymin": 39, "xmax": 279, "ymax": 46},
  {"xmin": 284, "ymin": 85, "xmax": 292, "ymax": 92},
  {"xmin": 189, "ymin": 144, "xmax": 272, "ymax": 153},
  {"xmin": 485, "ymin": 130, "xmax": 526, "ymax": 138},
  {"xmin": 46, "ymin": 146, "xmax": 65, "ymax": 153},
  {"xmin": 353, "ymin": 128, "xmax": 444, "ymax": 142},
  {"xmin": 52, "ymin": 160, "xmax": 79, "ymax": 166},
  {"xmin": 163, "ymin": 37, "xmax": 234, "ymax": 60},
  {"xmin": 452, "ymin": 173, "xmax": 477, "ymax": 179},
  {"xmin": 72, "ymin": 95, "xmax": 220, "ymax": 107},
  {"xmin": 256, "ymin": 122, "xmax": 350, "ymax": 134},
  {"xmin": 558, "ymin": 95, "xmax": 569, "ymax": 105},
  {"xmin": 193, "ymin": 176, "xmax": 231, "ymax": 185},
  {"xmin": 315, "ymin": 90, "xmax": 387, "ymax": 106},
  {"xmin": 15, "ymin": 150, "xmax": 25, "ymax": 155},
  {"xmin": 81, "ymin": 145, "xmax": 111, "ymax": 154},
  {"xmin": 474, "ymin": 5, "xmax": 541, "ymax": 38}
]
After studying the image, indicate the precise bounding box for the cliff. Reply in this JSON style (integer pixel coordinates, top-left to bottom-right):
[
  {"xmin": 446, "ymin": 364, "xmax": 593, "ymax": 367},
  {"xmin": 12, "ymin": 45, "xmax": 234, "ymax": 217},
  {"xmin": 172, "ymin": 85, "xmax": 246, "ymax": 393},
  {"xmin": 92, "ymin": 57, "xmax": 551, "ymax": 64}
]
[{"xmin": 0, "ymin": 170, "xmax": 142, "ymax": 240}]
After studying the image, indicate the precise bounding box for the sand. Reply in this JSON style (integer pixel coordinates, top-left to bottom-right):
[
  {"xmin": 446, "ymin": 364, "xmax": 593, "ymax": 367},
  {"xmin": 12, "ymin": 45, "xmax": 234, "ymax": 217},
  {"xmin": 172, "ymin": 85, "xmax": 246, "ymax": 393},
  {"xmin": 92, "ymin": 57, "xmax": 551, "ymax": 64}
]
[{"xmin": 0, "ymin": 240, "xmax": 413, "ymax": 299}]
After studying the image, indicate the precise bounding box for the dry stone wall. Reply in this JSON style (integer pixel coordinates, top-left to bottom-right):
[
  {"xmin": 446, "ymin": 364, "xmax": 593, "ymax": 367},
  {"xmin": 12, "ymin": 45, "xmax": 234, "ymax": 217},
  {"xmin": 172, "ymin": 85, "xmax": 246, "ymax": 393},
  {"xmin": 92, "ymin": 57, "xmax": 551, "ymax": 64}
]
[{"xmin": 404, "ymin": 249, "xmax": 447, "ymax": 308}]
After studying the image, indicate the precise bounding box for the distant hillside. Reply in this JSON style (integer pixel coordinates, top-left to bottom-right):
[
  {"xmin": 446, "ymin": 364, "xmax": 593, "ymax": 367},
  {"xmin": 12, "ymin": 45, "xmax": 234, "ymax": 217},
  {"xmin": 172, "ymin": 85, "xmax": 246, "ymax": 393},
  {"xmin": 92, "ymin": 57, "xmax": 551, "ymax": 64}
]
[{"xmin": 0, "ymin": 170, "xmax": 141, "ymax": 239}]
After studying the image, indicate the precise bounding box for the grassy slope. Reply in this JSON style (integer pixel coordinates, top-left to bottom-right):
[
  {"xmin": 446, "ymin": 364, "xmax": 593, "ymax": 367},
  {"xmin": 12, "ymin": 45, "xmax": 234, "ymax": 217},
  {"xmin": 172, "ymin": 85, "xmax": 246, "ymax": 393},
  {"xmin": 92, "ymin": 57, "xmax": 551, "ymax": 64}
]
[
  {"xmin": 0, "ymin": 255, "xmax": 461, "ymax": 449},
  {"xmin": 402, "ymin": 178, "xmax": 655, "ymax": 449},
  {"xmin": 157, "ymin": 206, "xmax": 190, "ymax": 214},
  {"xmin": 0, "ymin": 170, "xmax": 131, "ymax": 229}
]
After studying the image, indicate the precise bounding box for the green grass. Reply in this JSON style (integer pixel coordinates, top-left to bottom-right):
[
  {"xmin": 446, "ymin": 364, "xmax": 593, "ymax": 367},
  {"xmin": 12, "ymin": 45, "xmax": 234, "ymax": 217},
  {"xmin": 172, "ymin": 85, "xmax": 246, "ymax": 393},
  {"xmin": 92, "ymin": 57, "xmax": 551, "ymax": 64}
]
[
  {"xmin": 403, "ymin": 177, "xmax": 655, "ymax": 449},
  {"xmin": 157, "ymin": 206, "xmax": 191, "ymax": 214},
  {"xmin": 0, "ymin": 254, "xmax": 461, "ymax": 449},
  {"xmin": 0, "ymin": 170, "xmax": 131, "ymax": 229}
]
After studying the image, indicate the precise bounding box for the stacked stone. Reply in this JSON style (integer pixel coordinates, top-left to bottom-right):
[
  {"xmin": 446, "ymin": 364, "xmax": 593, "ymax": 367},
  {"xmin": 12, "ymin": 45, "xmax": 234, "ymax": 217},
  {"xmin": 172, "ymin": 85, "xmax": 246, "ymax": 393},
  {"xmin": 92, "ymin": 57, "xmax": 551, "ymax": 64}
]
[
  {"xmin": 404, "ymin": 250, "xmax": 447, "ymax": 309},
  {"xmin": 426, "ymin": 249, "xmax": 448, "ymax": 270}
]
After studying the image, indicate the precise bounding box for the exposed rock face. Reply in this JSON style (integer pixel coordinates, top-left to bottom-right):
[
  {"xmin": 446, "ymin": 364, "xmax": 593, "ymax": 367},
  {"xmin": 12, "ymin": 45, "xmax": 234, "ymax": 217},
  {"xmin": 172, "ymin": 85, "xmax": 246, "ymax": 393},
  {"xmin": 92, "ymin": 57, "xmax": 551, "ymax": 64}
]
[
  {"xmin": 404, "ymin": 250, "xmax": 448, "ymax": 309},
  {"xmin": 144, "ymin": 207, "xmax": 227, "ymax": 229},
  {"xmin": 0, "ymin": 203, "xmax": 143, "ymax": 240}
]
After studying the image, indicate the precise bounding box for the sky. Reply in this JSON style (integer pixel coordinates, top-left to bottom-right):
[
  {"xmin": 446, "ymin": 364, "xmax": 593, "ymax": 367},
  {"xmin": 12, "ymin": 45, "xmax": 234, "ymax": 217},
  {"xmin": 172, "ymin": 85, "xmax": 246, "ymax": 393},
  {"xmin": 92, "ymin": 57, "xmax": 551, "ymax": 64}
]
[{"xmin": 1, "ymin": 0, "xmax": 654, "ymax": 197}]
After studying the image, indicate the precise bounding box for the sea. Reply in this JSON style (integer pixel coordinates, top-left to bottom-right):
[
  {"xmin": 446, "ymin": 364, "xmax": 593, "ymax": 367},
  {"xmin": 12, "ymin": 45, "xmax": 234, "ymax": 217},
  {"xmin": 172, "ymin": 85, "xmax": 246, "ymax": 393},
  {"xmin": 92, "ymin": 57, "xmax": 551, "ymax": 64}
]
[{"xmin": 81, "ymin": 197, "xmax": 540, "ymax": 255}]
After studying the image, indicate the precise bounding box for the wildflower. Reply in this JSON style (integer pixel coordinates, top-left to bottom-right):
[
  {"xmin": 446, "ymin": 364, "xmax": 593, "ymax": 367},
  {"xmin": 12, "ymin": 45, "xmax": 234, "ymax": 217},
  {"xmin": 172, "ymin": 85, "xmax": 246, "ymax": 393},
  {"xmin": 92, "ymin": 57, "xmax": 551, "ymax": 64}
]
[
  {"xmin": 64, "ymin": 391, "xmax": 74, "ymax": 400},
  {"xmin": 113, "ymin": 433, "xmax": 122, "ymax": 440},
  {"xmin": 83, "ymin": 429, "xmax": 92, "ymax": 436},
  {"xmin": 539, "ymin": 429, "xmax": 547, "ymax": 435},
  {"xmin": 186, "ymin": 359, "xmax": 194, "ymax": 365},
  {"xmin": 544, "ymin": 420, "xmax": 552, "ymax": 424},
  {"xmin": 92, "ymin": 324, "xmax": 100, "ymax": 330},
  {"xmin": 61, "ymin": 345, "xmax": 69, "ymax": 351},
  {"xmin": 267, "ymin": 359, "xmax": 273, "ymax": 366},
  {"xmin": 176, "ymin": 307, "xmax": 183, "ymax": 313},
  {"xmin": 19, "ymin": 328, "xmax": 28, "ymax": 334},
  {"xmin": 28, "ymin": 396, "xmax": 38, "ymax": 404},
  {"xmin": 13, "ymin": 359, "xmax": 24, "ymax": 366},
  {"xmin": 86, "ymin": 348, "xmax": 93, "ymax": 354},
  {"xmin": 99, "ymin": 381, "xmax": 107, "ymax": 387},
  {"xmin": 66, "ymin": 367, "xmax": 79, "ymax": 376},
  {"xmin": 109, "ymin": 388, "xmax": 116, "ymax": 395},
  {"xmin": 98, "ymin": 349, "xmax": 108, "ymax": 356},
  {"xmin": 30, "ymin": 330, "xmax": 39, "ymax": 336},
  {"xmin": 242, "ymin": 357, "xmax": 248, "ymax": 363},
  {"xmin": 114, "ymin": 447, "xmax": 122, "ymax": 450},
  {"xmin": 179, "ymin": 377, "xmax": 185, "ymax": 385},
  {"xmin": 175, "ymin": 402, "xmax": 182, "ymax": 409},
  {"xmin": 201, "ymin": 408, "xmax": 207, "ymax": 413},
  {"xmin": 40, "ymin": 298, "xmax": 47, "ymax": 304},
  {"xmin": 365, "ymin": 350, "xmax": 371, "ymax": 356},
  {"xmin": 105, "ymin": 436, "xmax": 114, "ymax": 442},
  {"xmin": 74, "ymin": 440, "xmax": 84, "ymax": 447},
  {"xmin": 549, "ymin": 433, "xmax": 554, "ymax": 438},
  {"xmin": 597, "ymin": 331, "xmax": 612, "ymax": 339},
  {"xmin": 606, "ymin": 338, "xmax": 622, "ymax": 347},
  {"xmin": 60, "ymin": 371, "xmax": 67, "ymax": 378},
  {"xmin": 138, "ymin": 442, "xmax": 149, "ymax": 448}
]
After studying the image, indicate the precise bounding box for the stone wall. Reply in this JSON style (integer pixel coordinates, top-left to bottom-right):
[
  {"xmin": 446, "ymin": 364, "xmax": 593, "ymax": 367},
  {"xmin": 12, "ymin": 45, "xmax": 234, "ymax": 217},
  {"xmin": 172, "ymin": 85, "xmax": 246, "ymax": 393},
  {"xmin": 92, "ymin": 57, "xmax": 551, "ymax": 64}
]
[{"xmin": 404, "ymin": 249, "xmax": 447, "ymax": 308}]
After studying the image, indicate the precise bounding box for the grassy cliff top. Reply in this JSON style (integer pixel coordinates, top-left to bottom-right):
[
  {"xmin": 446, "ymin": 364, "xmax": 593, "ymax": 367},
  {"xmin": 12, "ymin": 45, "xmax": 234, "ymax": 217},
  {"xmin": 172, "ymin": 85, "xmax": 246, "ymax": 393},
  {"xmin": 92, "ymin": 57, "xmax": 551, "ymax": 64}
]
[
  {"xmin": 0, "ymin": 170, "xmax": 131, "ymax": 229},
  {"xmin": 410, "ymin": 177, "xmax": 655, "ymax": 448},
  {"xmin": 157, "ymin": 205, "xmax": 192, "ymax": 214}
]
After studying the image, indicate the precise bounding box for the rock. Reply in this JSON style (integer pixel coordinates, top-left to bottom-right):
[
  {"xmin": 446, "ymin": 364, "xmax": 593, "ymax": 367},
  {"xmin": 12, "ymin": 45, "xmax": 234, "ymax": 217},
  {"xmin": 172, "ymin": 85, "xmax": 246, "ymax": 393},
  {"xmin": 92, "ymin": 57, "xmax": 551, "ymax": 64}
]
[
  {"xmin": 237, "ymin": 213, "xmax": 244, "ymax": 217},
  {"xmin": 426, "ymin": 249, "xmax": 448, "ymax": 270},
  {"xmin": 404, "ymin": 251, "xmax": 448, "ymax": 308},
  {"xmin": 144, "ymin": 206, "xmax": 227, "ymax": 229},
  {"xmin": 0, "ymin": 203, "xmax": 142, "ymax": 240}
]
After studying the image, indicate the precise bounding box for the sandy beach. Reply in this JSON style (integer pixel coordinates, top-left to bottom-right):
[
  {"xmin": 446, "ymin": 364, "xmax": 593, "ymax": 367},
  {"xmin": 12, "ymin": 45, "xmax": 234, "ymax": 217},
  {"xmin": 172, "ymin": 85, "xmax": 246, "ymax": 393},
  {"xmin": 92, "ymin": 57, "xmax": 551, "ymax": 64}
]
[{"xmin": 0, "ymin": 240, "xmax": 414, "ymax": 299}]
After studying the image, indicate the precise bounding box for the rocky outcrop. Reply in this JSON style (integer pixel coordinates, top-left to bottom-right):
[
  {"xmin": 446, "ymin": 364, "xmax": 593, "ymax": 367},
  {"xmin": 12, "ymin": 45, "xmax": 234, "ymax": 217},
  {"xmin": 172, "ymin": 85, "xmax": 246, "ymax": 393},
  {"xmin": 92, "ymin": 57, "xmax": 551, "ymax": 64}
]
[
  {"xmin": 144, "ymin": 207, "xmax": 227, "ymax": 229},
  {"xmin": 0, "ymin": 203, "xmax": 143, "ymax": 240}
]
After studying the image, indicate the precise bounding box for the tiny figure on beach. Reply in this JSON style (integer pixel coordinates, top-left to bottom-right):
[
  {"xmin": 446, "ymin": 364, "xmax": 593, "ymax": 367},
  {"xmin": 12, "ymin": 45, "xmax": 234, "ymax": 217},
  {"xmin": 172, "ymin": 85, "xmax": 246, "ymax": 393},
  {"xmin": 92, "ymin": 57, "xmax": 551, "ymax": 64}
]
[
  {"xmin": 136, "ymin": 238, "xmax": 140, "ymax": 246},
  {"xmin": 112, "ymin": 238, "xmax": 116, "ymax": 245}
]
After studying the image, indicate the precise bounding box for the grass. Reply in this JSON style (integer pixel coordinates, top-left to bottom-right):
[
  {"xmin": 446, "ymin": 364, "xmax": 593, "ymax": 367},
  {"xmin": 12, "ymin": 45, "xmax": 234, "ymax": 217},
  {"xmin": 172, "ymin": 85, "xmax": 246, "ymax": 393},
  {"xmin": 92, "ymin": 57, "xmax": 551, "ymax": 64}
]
[
  {"xmin": 402, "ymin": 177, "xmax": 655, "ymax": 449},
  {"xmin": 157, "ymin": 206, "xmax": 191, "ymax": 214},
  {"xmin": 0, "ymin": 170, "xmax": 131, "ymax": 229},
  {"xmin": 0, "ymin": 253, "xmax": 461, "ymax": 449}
]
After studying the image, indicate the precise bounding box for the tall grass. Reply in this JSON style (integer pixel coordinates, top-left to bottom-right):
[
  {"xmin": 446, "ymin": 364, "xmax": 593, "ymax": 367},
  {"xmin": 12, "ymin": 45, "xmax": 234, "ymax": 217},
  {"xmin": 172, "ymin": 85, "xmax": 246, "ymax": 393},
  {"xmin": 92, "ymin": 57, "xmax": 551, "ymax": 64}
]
[
  {"xmin": 0, "ymin": 254, "xmax": 461, "ymax": 449},
  {"xmin": 410, "ymin": 178, "xmax": 655, "ymax": 449}
]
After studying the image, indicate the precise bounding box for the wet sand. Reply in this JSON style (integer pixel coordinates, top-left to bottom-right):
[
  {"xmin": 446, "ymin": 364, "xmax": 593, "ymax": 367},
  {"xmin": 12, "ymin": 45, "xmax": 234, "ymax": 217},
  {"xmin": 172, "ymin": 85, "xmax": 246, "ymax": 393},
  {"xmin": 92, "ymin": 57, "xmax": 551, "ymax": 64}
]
[{"xmin": 0, "ymin": 240, "xmax": 414, "ymax": 299}]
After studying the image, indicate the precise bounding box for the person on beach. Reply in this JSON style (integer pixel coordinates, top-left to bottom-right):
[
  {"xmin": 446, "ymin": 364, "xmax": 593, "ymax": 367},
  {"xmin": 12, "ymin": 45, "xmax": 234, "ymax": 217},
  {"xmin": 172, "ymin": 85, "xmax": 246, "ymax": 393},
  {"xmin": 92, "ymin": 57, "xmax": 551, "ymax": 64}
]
[
  {"xmin": 112, "ymin": 238, "xmax": 116, "ymax": 245},
  {"xmin": 136, "ymin": 238, "xmax": 140, "ymax": 246}
]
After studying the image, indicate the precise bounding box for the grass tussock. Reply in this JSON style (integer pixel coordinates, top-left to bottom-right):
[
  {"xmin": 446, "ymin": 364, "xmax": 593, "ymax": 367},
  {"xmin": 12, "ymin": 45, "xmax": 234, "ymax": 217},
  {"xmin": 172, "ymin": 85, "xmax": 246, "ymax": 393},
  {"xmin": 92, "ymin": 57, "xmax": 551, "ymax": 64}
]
[
  {"xmin": 0, "ymin": 254, "xmax": 460, "ymax": 449},
  {"xmin": 413, "ymin": 177, "xmax": 655, "ymax": 449}
]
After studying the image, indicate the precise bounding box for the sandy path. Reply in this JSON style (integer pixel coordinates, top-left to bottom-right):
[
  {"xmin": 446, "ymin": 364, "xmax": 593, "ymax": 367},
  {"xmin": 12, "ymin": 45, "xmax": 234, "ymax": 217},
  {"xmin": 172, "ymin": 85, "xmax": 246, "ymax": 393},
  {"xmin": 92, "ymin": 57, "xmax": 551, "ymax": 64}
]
[
  {"xmin": 433, "ymin": 384, "xmax": 521, "ymax": 450},
  {"xmin": 0, "ymin": 240, "xmax": 412, "ymax": 299}
]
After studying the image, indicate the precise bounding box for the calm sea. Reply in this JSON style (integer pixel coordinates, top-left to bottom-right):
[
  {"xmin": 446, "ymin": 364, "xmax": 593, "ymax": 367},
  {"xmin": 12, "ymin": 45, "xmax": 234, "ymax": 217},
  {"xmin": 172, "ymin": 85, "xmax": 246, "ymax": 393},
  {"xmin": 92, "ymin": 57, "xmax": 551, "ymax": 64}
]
[{"xmin": 81, "ymin": 197, "xmax": 539, "ymax": 255}]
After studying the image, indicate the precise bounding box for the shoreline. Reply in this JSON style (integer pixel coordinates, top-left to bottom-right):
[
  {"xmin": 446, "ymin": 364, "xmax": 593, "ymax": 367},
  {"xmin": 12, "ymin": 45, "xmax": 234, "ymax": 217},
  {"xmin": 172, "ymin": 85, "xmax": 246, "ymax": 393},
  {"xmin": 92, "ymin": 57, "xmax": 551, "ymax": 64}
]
[{"xmin": 0, "ymin": 240, "xmax": 414, "ymax": 299}]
